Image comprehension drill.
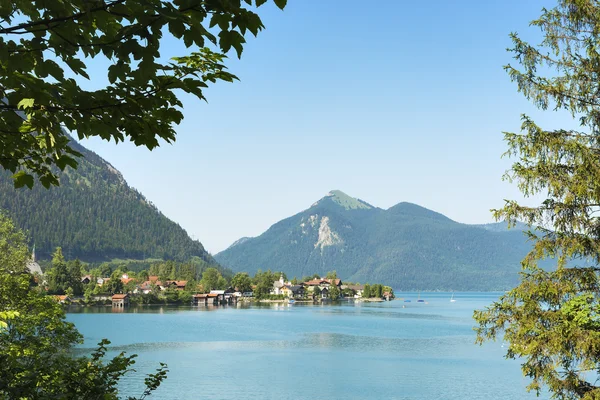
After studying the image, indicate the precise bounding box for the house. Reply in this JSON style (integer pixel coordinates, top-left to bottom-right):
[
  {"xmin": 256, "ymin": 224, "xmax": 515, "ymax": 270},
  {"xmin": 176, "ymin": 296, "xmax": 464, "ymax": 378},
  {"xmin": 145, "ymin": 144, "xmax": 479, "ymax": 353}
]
[
  {"xmin": 303, "ymin": 278, "xmax": 328, "ymax": 288},
  {"xmin": 120, "ymin": 274, "xmax": 133, "ymax": 286},
  {"xmin": 280, "ymin": 285, "xmax": 306, "ymax": 299},
  {"xmin": 97, "ymin": 277, "xmax": 110, "ymax": 287},
  {"xmin": 280, "ymin": 286, "xmax": 293, "ymax": 297},
  {"xmin": 242, "ymin": 290, "xmax": 254, "ymax": 297},
  {"xmin": 342, "ymin": 284, "xmax": 364, "ymax": 298},
  {"xmin": 81, "ymin": 275, "xmax": 92, "ymax": 285},
  {"xmin": 54, "ymin": 295, "xmax": 70, "ymax": 303},
  {"xmin": 111, "ymin": 294, "xmax": 129, "ymax": 307},
  {"xmin": 136, "ymin": 276, "xmax": 164, "ymax": 294},
  {"xmin": 327, "ymin": 278, "xmax": 343, "ymax": 288},
  {"xmin": 291, "ymin": 285, "xmax": 306, "ymax": 298},
  {"xmin": 165, "ymin": 280, "xmax": 188, "ymax": 291},
  {"xmin": 304, "ymin": 278, "xmax": 343, "ymax": 291},
  {"xmin": 135, "ymin": 281, "xmax": 152, "ymax": 294}
]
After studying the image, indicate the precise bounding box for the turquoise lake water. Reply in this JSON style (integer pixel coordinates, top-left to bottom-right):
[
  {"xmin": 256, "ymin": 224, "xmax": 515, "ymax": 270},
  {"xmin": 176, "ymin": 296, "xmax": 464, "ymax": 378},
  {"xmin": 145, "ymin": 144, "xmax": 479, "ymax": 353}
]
[{"xmin": 67, "ymin": 293, "xmax": 545, "ymax": 399}]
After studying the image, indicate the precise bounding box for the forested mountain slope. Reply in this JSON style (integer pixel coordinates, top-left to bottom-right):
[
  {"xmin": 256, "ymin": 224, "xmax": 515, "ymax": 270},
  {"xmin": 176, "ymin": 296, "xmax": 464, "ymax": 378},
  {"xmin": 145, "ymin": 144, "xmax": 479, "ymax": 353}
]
[
  {"xmin": 215, "ymin": 190, "xmax": 537, "ymax": 291},
  {"xmin": 0, "ymin": 138, "xmax": 215, "ymax": 264}
]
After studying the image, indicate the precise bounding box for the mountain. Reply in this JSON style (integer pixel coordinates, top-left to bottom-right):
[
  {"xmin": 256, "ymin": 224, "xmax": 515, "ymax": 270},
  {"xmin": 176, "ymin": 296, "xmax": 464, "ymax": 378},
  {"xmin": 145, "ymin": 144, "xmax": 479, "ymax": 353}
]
[
  {"xmin": 0, "ymin": 138, "xmax": 216, "ymax": 265},
  {"xmin": 215, "ymin": 190, "xmax": 537, "ymax": 291}
]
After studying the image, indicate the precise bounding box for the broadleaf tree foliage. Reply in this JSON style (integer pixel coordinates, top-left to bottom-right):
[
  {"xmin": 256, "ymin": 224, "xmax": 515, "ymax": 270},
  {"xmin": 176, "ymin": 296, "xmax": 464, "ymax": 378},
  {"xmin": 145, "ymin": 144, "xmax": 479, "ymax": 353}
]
[
  {"xmin": 474, "ymin": 1, "xmax": 600, "ymax": 399},
  {"xmin": 0, "ymin": 0, "xmax": 286, "ymax": 188},
  {"xmin": 0, "ymin": 212, "xmax": 168, "ymax": 399}
]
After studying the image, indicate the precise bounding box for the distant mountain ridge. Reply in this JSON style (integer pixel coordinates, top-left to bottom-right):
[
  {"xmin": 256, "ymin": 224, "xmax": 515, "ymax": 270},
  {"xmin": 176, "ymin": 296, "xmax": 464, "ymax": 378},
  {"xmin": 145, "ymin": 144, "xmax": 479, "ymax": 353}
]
[
  {"xmin": 215, "ymin": 191, "xmax": 536, "ymax": 291},
  {"xmin": 0, "ymin": 137, "xmax": 216, "ymax": 265}
]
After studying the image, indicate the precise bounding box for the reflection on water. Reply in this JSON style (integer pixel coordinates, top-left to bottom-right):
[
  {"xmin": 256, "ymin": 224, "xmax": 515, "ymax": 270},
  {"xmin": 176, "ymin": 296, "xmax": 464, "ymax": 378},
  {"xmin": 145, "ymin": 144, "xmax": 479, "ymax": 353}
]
[{"xmin": 67, "ymin": 293, "xmax": 546, "ymax": 400}]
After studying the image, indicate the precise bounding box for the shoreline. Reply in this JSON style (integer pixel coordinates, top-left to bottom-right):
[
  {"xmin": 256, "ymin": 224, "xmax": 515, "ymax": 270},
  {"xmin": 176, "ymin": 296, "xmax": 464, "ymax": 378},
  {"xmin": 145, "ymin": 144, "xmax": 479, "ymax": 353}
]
[{"xmin": 63, "ymin": 296, "xmax": 396, "ymax": 308}]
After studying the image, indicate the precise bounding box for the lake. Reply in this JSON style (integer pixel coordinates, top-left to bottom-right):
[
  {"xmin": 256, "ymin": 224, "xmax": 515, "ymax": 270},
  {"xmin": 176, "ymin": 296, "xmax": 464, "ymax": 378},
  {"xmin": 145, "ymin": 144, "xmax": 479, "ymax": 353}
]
[{"xmin": 67, "ymin": 292, "xmax": 544, "ymax": 400}]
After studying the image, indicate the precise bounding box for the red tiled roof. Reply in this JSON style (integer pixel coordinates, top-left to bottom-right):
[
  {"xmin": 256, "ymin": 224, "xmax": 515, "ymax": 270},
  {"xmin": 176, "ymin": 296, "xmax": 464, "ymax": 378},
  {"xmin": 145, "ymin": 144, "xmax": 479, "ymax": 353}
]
[
  {"xmin": 112, "ymin": 294, "xmax": 128, "ymax": 299},
  {"xmin": 304, "ymin": 279, "xmax": 328, "ymax": 286},
  {"xmin": 193, "ymin": 293, "xmax": 219, "ymax": 298},
  {"xmin": 121, "ymin": 278, "xmax": 133, "ymax": 284},
  {"xmin": 345, "ymin": 284, "xmax": 364, "ymax": 291},
  {"xmin": 141, "ymin": 279, "xmax": 163, "ymax": 287},
  {"xmin": 55, "ymin": 295, "xmax": 69, "ymax": 301}
]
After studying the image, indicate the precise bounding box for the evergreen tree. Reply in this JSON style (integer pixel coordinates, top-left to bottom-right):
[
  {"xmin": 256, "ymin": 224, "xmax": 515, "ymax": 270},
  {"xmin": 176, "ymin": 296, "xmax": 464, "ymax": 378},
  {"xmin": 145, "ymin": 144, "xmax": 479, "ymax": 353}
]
[
  {"xmin": 374, "ymin": 284, "xmax": 383, "ymax": 298},
  {"xmin": 179, "ymin": 263, "xmax": 195, "ymax": 282},
  {"xmin": 48, "ymin": 248, "xmax": 69, "ymax": 294},
  {"xmin": 475, "ymin": 2, "xmax": 600, "ymax": 398},
  {"xmin": 67, "ymin": 259, "xmax": 83, "ymax": 296},
  {"xmin": 363, "ymin": 284, "xmax": 372, "ymax": 298}
]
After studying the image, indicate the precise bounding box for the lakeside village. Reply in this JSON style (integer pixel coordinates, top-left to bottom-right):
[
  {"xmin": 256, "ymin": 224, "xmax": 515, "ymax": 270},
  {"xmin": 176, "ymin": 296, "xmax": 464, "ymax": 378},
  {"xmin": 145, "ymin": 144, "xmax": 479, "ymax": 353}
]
[{"xmin": 34, "ymin": 248, "xmax": 395, "ymax": 308}]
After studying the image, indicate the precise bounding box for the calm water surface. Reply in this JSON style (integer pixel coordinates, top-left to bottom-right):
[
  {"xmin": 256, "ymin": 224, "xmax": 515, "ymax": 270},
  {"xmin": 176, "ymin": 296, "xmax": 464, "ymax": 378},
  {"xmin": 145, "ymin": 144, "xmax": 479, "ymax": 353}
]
[{"xmin": 67, "ymin": 293, "xmax": 544, "ymax": 400}]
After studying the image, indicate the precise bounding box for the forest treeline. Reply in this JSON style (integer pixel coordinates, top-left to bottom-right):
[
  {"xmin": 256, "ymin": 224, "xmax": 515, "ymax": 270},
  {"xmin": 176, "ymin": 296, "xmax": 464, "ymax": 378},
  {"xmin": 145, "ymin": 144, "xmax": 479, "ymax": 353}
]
[{"xmin": 0, "ymin": 139, "xmax": 214, "ymax": 263}]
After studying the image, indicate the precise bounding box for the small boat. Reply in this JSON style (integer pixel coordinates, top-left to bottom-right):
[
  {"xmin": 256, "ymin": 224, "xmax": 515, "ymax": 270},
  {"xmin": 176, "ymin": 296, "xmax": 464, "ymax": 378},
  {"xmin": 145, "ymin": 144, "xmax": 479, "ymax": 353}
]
[
  {"xmin": 450, "ymin": 293, "xmax": 456, "ymax": 303},
  {"xmin": 404, "ymin": 299, "xmax": 411, "ymax": 302},
  {"xmin": 416, "ymin": 292, "xmax": 425, "ymax": 303},
  {"xmin": 288, "ymin": 299, "xmax": 295, "ymax": 304}
]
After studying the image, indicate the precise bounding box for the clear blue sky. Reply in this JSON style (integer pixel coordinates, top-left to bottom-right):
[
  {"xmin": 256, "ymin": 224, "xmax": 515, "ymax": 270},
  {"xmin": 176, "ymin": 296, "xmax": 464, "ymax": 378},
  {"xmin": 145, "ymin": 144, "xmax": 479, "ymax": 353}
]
[{"xmin": 80, "ymin": 0, "xmax": 571, "ymax": 253}]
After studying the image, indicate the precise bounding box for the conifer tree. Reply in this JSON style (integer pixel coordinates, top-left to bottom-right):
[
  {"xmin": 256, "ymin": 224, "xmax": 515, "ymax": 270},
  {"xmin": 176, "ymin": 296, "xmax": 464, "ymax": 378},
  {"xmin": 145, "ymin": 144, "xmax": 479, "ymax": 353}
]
[
  {"xmin": 475, "ymin": 2, "xmax": 600, "ymax": 398},
  {"xmin": 47, "ymin": 247, "xmax": 69, "ymax": 294}
]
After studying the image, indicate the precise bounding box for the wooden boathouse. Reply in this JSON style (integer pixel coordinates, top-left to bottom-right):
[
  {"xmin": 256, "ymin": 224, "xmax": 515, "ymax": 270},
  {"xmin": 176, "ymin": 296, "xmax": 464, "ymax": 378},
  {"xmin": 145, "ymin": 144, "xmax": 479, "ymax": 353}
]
[
  {"xmin": 192, "ymin": 293, "xmax": 220, "ymax": 306},
  {"xmin": 112, "ymin": 293, "xmax": 129, "ymax": 308}
]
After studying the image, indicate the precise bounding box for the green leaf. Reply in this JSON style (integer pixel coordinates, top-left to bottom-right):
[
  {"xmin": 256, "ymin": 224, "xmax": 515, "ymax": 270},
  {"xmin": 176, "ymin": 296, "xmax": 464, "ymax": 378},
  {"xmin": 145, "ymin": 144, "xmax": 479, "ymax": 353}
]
[
  {"xmin": 169, "ymin": 20, "xmax": 186, "ymax": 39},
  {"xmin": 17, "ymin": 98, "xmax": 34, "ymax": 110},
  {"xmin": 108, "ymin": 65, "xmax": 119, "ymax": 84},
  {"xmin": 273, "ymin": 0, "xmax": 287, "ymax": 10},
  {"xmin": 12, "ymin": 171, "xmax": 34, "ymax": 189},
  {"xmin": 18, "ymin": 121, "xmax": 34, "ymax": 133},
  {"xmin": 65, "ymin": 58, "xmax": 89, "ymax": 79}
]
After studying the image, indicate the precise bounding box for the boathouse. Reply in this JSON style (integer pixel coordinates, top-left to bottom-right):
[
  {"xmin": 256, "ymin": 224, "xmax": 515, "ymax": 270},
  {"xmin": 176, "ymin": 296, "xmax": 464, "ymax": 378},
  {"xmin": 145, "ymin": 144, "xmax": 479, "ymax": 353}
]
[
  {"xmin": 112, "ymin": 293, "xmax": 129, "ymax": 308},
  {"xmin": 192, "ymin": 293, "xmax": 219, "ymax": 306}
]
